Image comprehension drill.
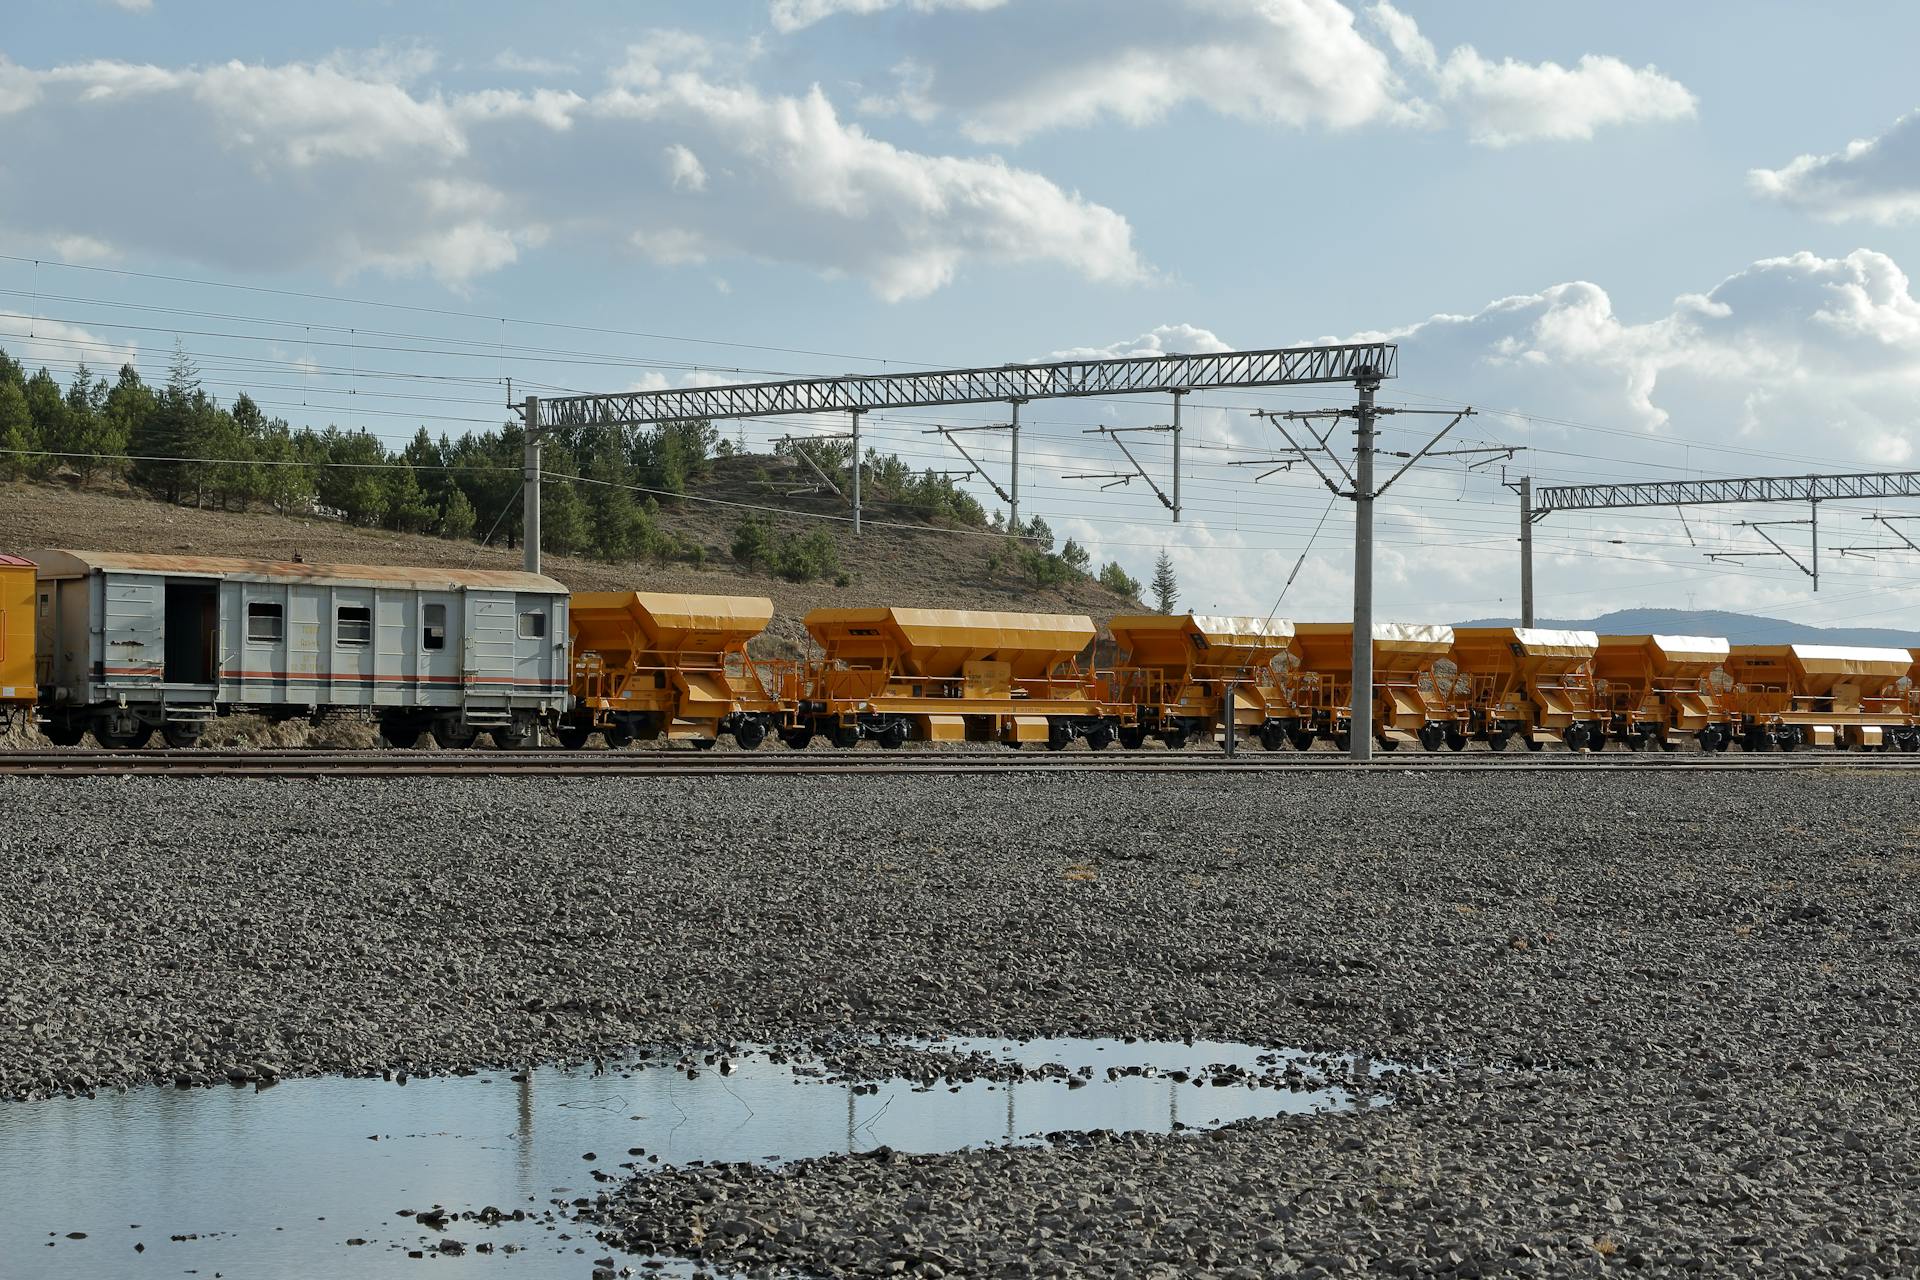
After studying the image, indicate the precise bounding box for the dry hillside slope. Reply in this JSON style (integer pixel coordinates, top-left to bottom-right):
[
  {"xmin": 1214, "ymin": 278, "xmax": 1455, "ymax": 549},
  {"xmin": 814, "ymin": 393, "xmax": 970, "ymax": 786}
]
[{"xmin": 0, "ymin": 459, "xmax": 1145, "ymax": 654}]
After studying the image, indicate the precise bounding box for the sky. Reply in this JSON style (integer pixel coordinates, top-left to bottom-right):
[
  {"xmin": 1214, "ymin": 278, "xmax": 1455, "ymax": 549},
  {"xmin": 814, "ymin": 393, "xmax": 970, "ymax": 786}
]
[{"xmin": 7, "ymin": 0, "xmax": 1920, "ymax": 627}]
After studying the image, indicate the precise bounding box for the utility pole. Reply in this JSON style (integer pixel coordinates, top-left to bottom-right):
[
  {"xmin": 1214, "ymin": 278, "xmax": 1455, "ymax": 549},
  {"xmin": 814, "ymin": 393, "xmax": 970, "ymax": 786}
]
[
  {"xmin": 1010, "ymin": 399, "xmax": 1022, "ymax": 531},
  {"xmin": 850, "ymin": 408, "xmax": 863, "ymax": 536},
  {"xmin": 1520, "ymin": 475, "xmax": 1535, "ymax": 627},
  {"xmin": 1811, "ymin": 499, "xmax": 1819, "ymax": 591},
  {"xmin": 1502, "ymin": 472, "xmax": 1543, "ymax": 627},
  {"xmin": 1350, "ymin": 371, "xmax": 1377, "ymax": 763},
  {"xmin": 522, "ymin": 395, "xmax": 542, "ymax": 575},
  {"xmin": 1256, "ymin": 385, "xmax": 1484, "ymax": 764},
  {"xmin": 1171, "ymin": 390, "xmax": 1186, "ymax": 523}
]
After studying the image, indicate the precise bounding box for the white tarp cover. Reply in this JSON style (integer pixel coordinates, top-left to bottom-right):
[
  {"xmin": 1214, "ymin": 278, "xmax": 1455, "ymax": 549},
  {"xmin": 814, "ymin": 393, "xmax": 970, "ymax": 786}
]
[
  {"xmin": 1372, "ymin": 622, "xmax": 1453, "ymax": 647},
  {"xmin": 1788, "ymin": 644, "xmax": 1914, "ymax": 676},
  {"xmin": 1513, "ymin": 628, "xmax": 1599, "ymax": 656},
  {"xmin": 1650, "ymin": 634, "xmax": 1731, "ymax": 664},
  {"xmin": 1189, "ymin": 614, "xmax": 1296, "ymax": 640}
]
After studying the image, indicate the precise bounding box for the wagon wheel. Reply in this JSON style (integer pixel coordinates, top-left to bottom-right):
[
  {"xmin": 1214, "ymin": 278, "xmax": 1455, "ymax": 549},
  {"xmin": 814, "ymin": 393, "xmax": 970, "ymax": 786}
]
[
  {"xmin": 160, "ymin": 723, "xmax": 203, "ymax": 750},
  {"xmin": 1085, "ymin": 723, "xmax": 1116, "ymax": 752},
  {"xmin": 1445, "ymin": 730, "xmax": 1468, "ymax": 752},
  {"xmin": 1290, "ymin": 729, "xmax": 1318, "ymax": 751},
  {"xmin": 94, "ymin": 724, "xmax": 152, "ymax": 750},
  {"xmin": 876, "ymin": 720, "xmax": 909, "ymax": 751},
  {"xmin": 1161, "ymin": 729, "xmax": 1189, "ymax": 751},
  {"xmin": 1331, "ymin": 729, "xmax": 1351, "ymax": 752},
  {"xmin": 780, "ymin": 727, "xmax": 814, "ymax": 750},
  {"xmin": 1564, "ymin": 723, "xmax": 1589, "ymax": 752},
  {"xmin": 433, "ymin": 723, "xmax": 480, "ymax": 751},
  {"xmin": 1118, "ymin": 726, "xmax": 1148, "ymax": 751},
  {"xmin": 44, "ymin": 718, "xmax": 87, "ymax": 747},
  {"xmin": 830, "ymin": 725, "xmax": 861, "ymax": 749},
  {"xmin": 602, "ymin": 721, "xmax": 636, "ymax": 749},
  {"xmin": 1258, "ymin": 723, "xmax": 1286, "ymax": 752},
  {"xmin": 1484, "ymin": 732, "xmax": 1509, "ymax": 753},
  {"xmin": 1523, "ymin": 736, "xmax": 1544, "ymax": 752},
  {"xmin": 1417, "ymin": 723, "xmax": 1445, "ymax": 752},
  {"xmin": 556, "ymin": 725, "xmax": 592, "ymax": 751},
  {"xmin": 1376, "ymin": 737, "xmax": 1400, "ymax": 752},
  {"xmin": 734, "ymin": 718, "xmax": 770, "ymax": 751},
  {"xmin": 490, "ymin": 724, "xmax": 535, "ymax": 751}
]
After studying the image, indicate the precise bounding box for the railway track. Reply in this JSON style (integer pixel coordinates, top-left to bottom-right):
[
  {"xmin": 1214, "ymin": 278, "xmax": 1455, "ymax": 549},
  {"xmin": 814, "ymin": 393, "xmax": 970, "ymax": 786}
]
[{"xmin": 5, "ymin": 747, "xmax": 1920, "ymax": 778}]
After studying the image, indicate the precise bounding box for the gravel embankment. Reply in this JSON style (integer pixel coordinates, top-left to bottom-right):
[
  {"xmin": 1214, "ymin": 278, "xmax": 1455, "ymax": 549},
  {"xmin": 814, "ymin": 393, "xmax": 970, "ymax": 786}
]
[{"xmin": 3, "ymin": 772, "xmax": 1919, "ymax": 1275}]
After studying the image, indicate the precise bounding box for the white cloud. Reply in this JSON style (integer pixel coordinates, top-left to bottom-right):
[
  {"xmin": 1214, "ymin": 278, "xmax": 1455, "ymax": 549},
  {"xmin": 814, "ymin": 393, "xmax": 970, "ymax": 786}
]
[
  {"xmin": 1366, "ymin": 4, "xmax": 1694, "ymax": 146},
  {"xmin": 1751, "ymin": 110, "xmax": 1920, "ymax": 226},
  {"xmin": 857, "ymin": 58, "xmax": 939, "ymax": 123},
  {"xmin": 778, "ymin": 0, "xmax": 1695, "ymax": 148},
  {"xmin": 769, "ymin": 0, "xmax": 1008, "ymax": 34},
  {"xmin": 0, "ymin": 311, "xmax": 138, "ymax": 370},
  {"xmin": 50, "ymin": 233, "xmax": 116, "ymax": 263},
  {"xmin": 491, "ymin": 51, "xmax": 580, "ymax": 76},
  {"xmin": 664, "ymin": 142, "xmax": 708, "ymax": 192},
  {"xmin": 589, "ymin": 41, "xmax": 1148, "ymax": 299},
  {"xmin": 104, "ymin": 0, "xmax": 152, "ymax": 11},
  {"xmin": 953, "ymin": 0, "xmax": 1408, "ymax": 144},
  {"xmin": 0, "ymin": 41, "xmax": 1147, "ymax": 298},
  {"xmin": 1051, "ymin": 324, "xmax": 1236, "ymax": 360}
]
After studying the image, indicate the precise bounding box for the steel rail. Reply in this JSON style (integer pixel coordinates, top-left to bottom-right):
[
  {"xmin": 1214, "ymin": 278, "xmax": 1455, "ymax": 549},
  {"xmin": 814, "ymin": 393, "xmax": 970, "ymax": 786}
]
[{"xmin": 5, "ymin": 749, "xmax": 1920, "ymax": 778}]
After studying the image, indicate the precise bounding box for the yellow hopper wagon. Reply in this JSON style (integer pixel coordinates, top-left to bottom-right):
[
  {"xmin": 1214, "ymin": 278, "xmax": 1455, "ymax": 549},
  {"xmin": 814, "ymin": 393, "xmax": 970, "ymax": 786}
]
[
  {"xmin": 0, "ymin": 555, "xmax": 35, "ymax": 732},
  {"xmin": 1591, "ymin": 634, "xmax": 1734, "ymax": 751},
  {"xmin": 1107, "ymin": 614, "xmax": 1299, "ymax": 750},
  {"xmin": 1450, "ymin": 627, "xmax": 1602, "ymax": 751},
  {"xmin": 1290, "ymin": 623, "xmax": 1463, "ymax": 752},
  {"xmin": 793, "ymin": 607, "xmax": 1102, "ymax": 749},
  {"xmin": 566, "ymin": 591, "xmax": 780, "ymax": 749},
  {"xmin": 1722, "ymin": 644, "xmax": 1917, "ymax": 751}
]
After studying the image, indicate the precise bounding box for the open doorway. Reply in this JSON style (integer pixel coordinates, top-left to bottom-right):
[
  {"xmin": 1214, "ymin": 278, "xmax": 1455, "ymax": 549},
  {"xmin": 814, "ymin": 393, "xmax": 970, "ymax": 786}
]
[{"xmin": 163, "ymin": 580, "xmax": 219, "ymax": 684}]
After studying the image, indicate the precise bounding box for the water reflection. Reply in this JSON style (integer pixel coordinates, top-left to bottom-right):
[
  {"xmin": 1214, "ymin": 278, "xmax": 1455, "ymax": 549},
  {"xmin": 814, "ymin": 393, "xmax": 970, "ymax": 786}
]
[{"xmin": 1, "ymin": 1037, "xmax": 1375, "ymax": 1279}]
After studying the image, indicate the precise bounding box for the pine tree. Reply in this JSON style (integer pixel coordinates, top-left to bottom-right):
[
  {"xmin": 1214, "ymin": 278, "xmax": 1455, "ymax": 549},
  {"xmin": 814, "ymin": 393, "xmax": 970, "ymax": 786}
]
[
  {"xmin": 23, "ymin": 369, "xmax": 65, "ymax": 478},
  {"xmin": 438, "ymin": 487, "xmax": 477, "ymax": 540},
  {"xmin": 101, "ymin": 364, "xmax": 153, "ymax": 480},
  {"xmin": 133, "ymin": 342, "xmax": 206, "ymax": 503},
  {"xmin": 1150, "ymin": 549, "xmax": 1179, "ymax": 615},
  {"xmin": 0, "ymin": 381, "xmax": 35, "ymax": 481}
]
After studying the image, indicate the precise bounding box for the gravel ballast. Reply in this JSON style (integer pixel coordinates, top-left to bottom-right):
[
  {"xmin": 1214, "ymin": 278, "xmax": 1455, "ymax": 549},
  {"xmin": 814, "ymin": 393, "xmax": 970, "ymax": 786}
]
[{"xmin": 3, "ymin": 771, "xmax": 1918, "ymax": 1275}]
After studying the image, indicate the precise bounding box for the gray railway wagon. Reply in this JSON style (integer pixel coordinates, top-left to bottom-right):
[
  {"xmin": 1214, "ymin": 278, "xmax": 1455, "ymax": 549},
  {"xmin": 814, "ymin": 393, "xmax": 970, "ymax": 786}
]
[{"xmin": 29, "ymin": 550, "xmax": 570, "ymax": 748}]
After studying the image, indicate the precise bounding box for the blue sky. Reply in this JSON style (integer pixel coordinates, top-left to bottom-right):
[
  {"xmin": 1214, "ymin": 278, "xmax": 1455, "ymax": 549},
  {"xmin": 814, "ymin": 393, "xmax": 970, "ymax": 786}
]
[{"xmin": 8, "ymin": 0, "xmax": 1920, "ymax": 626}]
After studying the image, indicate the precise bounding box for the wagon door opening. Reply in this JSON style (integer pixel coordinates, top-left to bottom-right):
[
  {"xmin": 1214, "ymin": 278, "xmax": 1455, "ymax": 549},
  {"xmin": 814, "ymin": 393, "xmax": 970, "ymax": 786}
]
[{"xmin": 163, "ymin": 579, "xmax": 219, "ymax": 685}]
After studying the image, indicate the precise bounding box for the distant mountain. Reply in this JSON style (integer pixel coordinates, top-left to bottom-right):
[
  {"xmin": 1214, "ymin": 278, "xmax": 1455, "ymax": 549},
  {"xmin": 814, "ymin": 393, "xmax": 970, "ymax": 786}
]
[{"xmin": 1451, "ymin": 608, "xmax": 1920, "ymax": 648}]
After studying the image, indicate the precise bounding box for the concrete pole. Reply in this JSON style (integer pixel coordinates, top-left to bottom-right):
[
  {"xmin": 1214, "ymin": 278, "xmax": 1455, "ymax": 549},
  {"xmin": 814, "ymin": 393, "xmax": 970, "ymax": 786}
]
[
  {"xmin": 522, "ymin": 395, "xmax": 542, "ymax": 575},
  {"xmin": 1222, "ymin": 683, "xmax": 1236, "ymax": 757},
  {"xmin": 1171, "ymin": 390, "xmax": 1185, "ymax": 522},
  {"xmin": 850, "ymin": 408, "xmax": 863, "ymax": 537},
  {"xmin": 1520, "ymin": 475, "xmax": 1535, "ymax": 628},
  {"xmin": 1811, "ymin": 499, "xmax": 1819, "ymax": 592},
  {"xmin": 1350, "ymin": 373, "xmax": 1379, "ymax": 764},
  {"xmin": 1009, "ymin": 399, "xmax": 1022, "ymax": 532}
]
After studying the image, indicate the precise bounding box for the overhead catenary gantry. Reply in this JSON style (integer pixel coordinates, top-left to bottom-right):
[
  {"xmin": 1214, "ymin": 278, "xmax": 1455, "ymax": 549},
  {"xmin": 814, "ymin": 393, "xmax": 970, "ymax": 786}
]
[
  {"xmin": 517, "ymin": 339, "xmax": 1400, "ymax": 761},
  {"xmin": 1514, "ymin": 468, "xmax": 1920, "ymax": 618}
]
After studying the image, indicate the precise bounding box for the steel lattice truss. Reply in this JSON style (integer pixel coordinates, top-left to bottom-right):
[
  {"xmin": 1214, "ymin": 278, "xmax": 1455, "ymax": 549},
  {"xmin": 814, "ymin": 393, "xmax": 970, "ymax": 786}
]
[
  {"xmin": 538, "ymin": 342, "xmax": 1397, "ymax": 428},
  {"xmin": 1536, "ymin": 470, "xmax": 1920, "ymax": 513}
]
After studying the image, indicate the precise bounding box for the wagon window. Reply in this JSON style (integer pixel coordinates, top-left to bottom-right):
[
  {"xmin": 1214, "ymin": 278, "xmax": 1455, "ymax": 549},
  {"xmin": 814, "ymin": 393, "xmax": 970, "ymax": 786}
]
[
  {"xmin": 246, "ymin": 602, "xmax": 284, "ymax": 643},
  {"xmin": 38, "ymin": 592, "xmax": 49, "ymax": 618},
  {"xmin": 337, "ymin": 605, "xmax": 372, "ymax": 646},
  {"xmin": 423, "ymin": 603, "xmax": 447, "ymax": 651},
  {"xmin": 518, "ymin": 610, "xmax": 547, "ymax": 640}
]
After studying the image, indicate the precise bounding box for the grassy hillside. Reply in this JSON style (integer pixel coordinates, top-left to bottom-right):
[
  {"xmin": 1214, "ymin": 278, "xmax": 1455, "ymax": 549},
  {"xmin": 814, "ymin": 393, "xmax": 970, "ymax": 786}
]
[{"xmin": 0, "ymin": 455, "xmax": 1145, "ymax": 655}]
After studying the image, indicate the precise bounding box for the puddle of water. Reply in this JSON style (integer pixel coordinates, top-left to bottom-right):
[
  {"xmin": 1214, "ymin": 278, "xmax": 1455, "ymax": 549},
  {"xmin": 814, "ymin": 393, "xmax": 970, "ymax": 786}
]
[{"xmin": 1, "ymin": 1039, "xmax": 1380, "ymax": 1279}]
